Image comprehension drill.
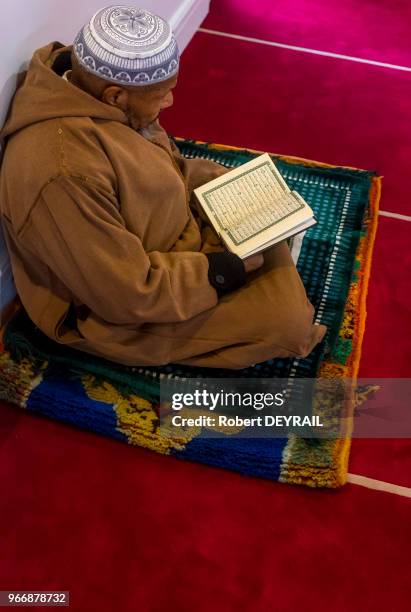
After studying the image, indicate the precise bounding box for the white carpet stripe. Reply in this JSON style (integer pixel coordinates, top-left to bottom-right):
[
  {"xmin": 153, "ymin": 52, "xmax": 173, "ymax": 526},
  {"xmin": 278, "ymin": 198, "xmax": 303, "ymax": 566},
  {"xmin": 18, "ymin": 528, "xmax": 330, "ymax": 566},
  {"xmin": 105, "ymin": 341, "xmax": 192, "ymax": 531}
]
[
  {"xmin": 198, "ymin": 28, "xmax": 411, "ymax": 73},
  {"xmin": 199, "ymin": 29, "xmax": 411, "ymax": 222},
  {"xmin": 347, "ymin": 473, "xmax": 411, "ymax": 498},
  {"xmin": 379, "ymin": 210, "xmax": 411, "ymax": 222}
]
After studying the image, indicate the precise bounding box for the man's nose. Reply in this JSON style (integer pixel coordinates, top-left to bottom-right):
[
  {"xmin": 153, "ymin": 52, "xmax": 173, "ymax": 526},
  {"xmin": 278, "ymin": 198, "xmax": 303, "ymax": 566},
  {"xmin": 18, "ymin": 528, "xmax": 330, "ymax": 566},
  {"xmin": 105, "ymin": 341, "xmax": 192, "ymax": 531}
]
[{"xmin": 161, "ymin": 91, "xmax": 174, "ymax": 110}]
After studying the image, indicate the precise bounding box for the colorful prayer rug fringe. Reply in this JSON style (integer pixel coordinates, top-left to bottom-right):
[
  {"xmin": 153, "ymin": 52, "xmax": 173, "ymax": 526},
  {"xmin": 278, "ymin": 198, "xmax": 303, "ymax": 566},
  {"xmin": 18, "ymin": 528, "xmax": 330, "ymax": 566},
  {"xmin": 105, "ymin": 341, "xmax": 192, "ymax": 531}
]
[{"xmin": 0, "ymin": 140, "xmax": 381, "ymax": 488}]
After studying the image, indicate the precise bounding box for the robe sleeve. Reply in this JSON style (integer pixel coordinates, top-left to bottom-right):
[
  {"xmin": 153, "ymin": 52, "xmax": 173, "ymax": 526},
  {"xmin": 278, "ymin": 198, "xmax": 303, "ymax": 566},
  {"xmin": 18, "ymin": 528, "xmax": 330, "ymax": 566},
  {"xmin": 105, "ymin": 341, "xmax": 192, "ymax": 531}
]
[
  {"xmin": 20, "ymin": 174, "xmax": 220, "ymax": 325},
  {"xmin": 168, "ymin": 137, "xmax": 230, "ymax": 223},
  {"xmin": 170, "ymin": 138, "xmax": 229, "ymax": 190}
]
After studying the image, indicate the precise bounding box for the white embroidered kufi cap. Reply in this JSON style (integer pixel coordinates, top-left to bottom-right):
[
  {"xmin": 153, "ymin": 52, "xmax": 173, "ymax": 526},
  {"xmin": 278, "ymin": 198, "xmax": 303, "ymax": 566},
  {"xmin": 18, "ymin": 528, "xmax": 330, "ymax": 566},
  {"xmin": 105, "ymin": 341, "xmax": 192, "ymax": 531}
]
[{"xmin": 73, "ymin": 5, "xmax": 179, "ymax": 85}]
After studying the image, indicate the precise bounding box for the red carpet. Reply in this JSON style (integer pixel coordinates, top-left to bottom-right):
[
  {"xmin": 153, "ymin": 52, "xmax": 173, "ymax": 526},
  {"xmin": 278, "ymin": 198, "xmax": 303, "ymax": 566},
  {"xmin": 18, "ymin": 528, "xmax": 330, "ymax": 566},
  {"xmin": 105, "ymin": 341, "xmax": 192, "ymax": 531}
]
[
  {"xmin": 357, "ymin": 218, "xmax": 411, "ymax": 378},
  {"xmin": 1, "ymin": 1, "xmax": 410, "ymax": 610},
  {"xmin": 171, "ymin": 32, "xmax": 411, "ymax": 216},
  {"xmin": 0, "ymin": 403, "xmax": 410, "ymax": 612},
  {"xmin": 203, "ymin": 0, "xmax": 411, "ymax": 66}
]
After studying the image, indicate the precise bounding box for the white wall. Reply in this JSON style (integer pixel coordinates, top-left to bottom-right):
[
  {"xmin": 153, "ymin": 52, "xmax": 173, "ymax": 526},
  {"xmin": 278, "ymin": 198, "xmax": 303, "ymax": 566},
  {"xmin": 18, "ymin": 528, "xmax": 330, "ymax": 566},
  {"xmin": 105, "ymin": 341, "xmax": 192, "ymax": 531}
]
[
  {"xmin": 0, "ymin": 0, "xmax": 209, "ymax": 317},
  {"xmin": 0, "ymin": 0, "xmax": 209, "ymax": 126}
]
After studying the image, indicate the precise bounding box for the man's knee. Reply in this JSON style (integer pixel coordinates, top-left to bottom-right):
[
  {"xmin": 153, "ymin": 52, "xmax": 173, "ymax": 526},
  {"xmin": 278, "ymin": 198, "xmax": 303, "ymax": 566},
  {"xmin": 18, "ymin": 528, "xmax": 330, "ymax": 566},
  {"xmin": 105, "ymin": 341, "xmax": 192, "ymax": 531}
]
[{"xmin": 277, "ymin": 301, "xmax": 325, "ymax": 358}]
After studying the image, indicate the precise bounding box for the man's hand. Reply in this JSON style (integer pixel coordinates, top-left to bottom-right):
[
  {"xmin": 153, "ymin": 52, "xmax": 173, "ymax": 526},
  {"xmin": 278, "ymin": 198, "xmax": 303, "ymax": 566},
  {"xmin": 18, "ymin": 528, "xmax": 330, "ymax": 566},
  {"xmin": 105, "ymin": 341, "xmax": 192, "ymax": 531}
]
[{"xmin": 243, "ymin": 253, "xmax": 264, "ymax": 274}]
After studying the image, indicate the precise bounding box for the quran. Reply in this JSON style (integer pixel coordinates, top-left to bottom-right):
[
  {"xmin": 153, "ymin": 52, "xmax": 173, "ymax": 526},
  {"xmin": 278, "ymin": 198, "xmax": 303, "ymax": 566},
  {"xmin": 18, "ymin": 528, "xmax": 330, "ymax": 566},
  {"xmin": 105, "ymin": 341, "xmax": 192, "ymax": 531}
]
[{"xmin": 194, "ymin": 153, "xmax": 317, "ymax": 259}]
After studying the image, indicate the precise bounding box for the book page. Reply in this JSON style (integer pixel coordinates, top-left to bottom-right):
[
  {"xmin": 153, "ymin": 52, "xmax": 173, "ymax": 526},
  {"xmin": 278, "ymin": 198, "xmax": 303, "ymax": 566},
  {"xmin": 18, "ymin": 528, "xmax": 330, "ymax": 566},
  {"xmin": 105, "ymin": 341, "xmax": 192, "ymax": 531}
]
[
  {"xmin": 199, "ymin": 162, "xmax": 303, "ymax": 245},
  {"xmin": 218, "ymin": 191, "xmax": 304, "ymax": 245},
  {"xmin": 239, "ymin": 217, "xmax": 317, "ymax": 258},
  {"xmin": 194, "ymin": 153, "xmax": 314, "ymax": 257}
]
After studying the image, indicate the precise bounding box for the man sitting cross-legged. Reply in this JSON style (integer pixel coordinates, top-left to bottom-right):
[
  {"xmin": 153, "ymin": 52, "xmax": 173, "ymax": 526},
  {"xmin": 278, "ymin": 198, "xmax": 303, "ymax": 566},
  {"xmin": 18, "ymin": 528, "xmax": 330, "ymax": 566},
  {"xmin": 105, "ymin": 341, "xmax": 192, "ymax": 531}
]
[{"xmin": 0, "ymin": 5, "xmax": 326, "ymax": 369}]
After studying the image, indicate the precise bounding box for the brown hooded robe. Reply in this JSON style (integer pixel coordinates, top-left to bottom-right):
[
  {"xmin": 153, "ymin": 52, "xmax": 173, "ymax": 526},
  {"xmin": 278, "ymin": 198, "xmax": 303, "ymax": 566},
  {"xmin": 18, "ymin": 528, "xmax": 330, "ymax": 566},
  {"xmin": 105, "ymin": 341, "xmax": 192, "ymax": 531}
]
[{"xmin": 0, "ymin": 43, "xmax": 326, "ymax": 369}]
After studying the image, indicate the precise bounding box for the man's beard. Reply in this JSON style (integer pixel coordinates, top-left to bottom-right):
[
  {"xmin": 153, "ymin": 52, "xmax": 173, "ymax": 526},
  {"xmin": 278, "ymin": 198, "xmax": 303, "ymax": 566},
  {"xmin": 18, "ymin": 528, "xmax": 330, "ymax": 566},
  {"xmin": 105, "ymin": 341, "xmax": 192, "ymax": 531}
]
[{"xmin": 126, "ymin": 109, "xmax": 159, "ymax": 130}]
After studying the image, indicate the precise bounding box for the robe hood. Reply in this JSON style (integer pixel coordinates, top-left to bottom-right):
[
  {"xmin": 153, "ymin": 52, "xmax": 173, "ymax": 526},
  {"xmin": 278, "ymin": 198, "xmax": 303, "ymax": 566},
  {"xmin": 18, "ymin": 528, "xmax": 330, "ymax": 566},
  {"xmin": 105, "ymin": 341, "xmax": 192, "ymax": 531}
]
[{"xmin": 1, "ymin": 42, "xmax": 127, "ymax": 139}]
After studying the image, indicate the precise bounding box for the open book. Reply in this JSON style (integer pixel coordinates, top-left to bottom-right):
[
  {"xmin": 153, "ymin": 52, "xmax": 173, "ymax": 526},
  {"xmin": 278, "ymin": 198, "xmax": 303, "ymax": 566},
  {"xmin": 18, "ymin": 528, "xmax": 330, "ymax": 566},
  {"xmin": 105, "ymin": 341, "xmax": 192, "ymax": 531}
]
[{"xmin": 194, "ymin": 153, "xmax": 316, "ymax": 259}]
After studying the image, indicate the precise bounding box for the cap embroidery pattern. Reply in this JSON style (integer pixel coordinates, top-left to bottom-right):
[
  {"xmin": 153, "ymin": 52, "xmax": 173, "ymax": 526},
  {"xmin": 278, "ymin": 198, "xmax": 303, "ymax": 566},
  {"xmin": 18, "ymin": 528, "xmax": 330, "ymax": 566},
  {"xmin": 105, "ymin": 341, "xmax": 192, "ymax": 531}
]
[{"xmin": 73, "ymin": 5, "xmax": 179, "ymax": 85}]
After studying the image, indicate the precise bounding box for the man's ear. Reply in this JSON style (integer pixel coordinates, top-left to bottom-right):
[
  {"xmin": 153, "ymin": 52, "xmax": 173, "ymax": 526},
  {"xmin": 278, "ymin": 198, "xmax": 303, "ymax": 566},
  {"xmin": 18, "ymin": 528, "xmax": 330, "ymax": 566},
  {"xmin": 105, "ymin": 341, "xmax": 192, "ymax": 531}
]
[{"xmin": 101, "ymin": 86, "xmax": 129, "ymax": 110}]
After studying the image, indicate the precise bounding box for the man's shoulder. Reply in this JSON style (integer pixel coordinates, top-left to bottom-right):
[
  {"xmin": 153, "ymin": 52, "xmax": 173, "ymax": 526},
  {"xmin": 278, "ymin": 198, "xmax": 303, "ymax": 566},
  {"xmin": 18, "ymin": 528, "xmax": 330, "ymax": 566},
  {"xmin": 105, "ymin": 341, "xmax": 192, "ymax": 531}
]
[
  {"xmin": 0, "ymin": 117, "xmax": 119, "ymax": 231},
  {"xmin": 2, "ymin": 116, "xmax": 118, "ymax": 190},
  {"xmin": 4, "ymin": 115, "xmax": 106, "ymax": 157}
]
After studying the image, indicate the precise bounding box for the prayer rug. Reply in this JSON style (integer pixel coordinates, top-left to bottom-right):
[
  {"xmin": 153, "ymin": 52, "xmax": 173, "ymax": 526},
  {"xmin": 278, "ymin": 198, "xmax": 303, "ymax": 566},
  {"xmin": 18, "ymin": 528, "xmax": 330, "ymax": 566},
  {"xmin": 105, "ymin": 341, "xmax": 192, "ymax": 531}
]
[{"xmin": 0, "ymin": 140, "xmax": 380, "ymax": 488}]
